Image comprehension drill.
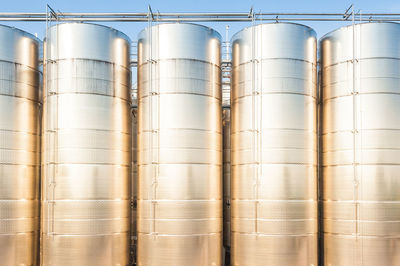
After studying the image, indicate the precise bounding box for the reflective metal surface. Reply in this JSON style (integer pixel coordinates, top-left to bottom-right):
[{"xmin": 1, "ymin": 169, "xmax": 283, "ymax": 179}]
[
  {"xmin": 231, "ymin": 23, "xmax": 318, "ymax": 266},
  {"xmin": 223, "ymin": 108, "xmax": 231, "ymax": 249},
  {"xmin": 137, "ymin": 23, "xmax": 222, "ymax": 266},
  {"xmin": 321, "ymin": 22, "xmax": 400, "ymax": 266},
  {"xmin": 41, "ymin": 23, "xmax": 131, "ymax": 265},
  {"xmin": 0, "ymin": 25, "xmax": 41, "ymax": 266}
]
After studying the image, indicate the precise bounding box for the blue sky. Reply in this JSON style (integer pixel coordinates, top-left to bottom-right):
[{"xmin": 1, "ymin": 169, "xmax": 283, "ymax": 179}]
[{"xmin": 3, "ymin": 0, "xmax": 400, "ymax": 41}]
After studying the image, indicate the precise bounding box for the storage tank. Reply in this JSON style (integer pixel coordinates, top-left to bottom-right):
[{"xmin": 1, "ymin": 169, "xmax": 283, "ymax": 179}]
[
  {"xmin": 223, "ymin": 108, "xmax": 231, "ymax": 262},
  {"xmin": 137, "ymin": 23, "xmax": 222, "ymax": 266},
  {"xmin": 231, "ymin": 23, "xmax": 318, "ymax": 266},
  {"xmin": 0, "ymin": 25, "xmax": 41, "ymax": 266},
  {"xmin": 321, "ymin": 22, "xmax": 400, "ymax": 266},
  {"xmin": 41, "ymin": 23, "xmax": 131, "ymax": 265}
]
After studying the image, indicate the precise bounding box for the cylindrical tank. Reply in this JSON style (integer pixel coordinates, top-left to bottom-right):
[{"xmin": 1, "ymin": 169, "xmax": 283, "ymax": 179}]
[
  {"xmin": 223, "ymin": 108, "xmax": 231, "ymax": 248},
  {"xmin": 137, "ymin": 23, "xmax": 222, "ymax": 266},
  {"xmin": 0, "ymin": 25, "xmax": 41, "ymax": 266},
  {"xmin": 131, "ymin": 106, "xmax": 137, "ymax": 265},
  {"xmin": 321, "ymin": 22, "xmax": 400, "ymax": 266},
  {"xmin": 231, "ymin": 23, "xmax": 318, "ymax": 266},
  {"xmin": 41, "ymin": 23, "xmax": 131, "ymax": 265}
]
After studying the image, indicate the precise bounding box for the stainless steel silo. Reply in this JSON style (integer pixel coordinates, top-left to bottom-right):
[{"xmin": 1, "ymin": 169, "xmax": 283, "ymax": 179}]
[
  {"xmin": 321, "ymin": 22, "xmax": 400, "ymax": 266},
  {"xmin": 223, "ymin": 108, "xmax": 231, "ymax": 261},
  {"xmin": 231, "ymin": 23, "xmax": 318, "ymax": 266},
  {"xmin": 137, "ymin": 23, "xmax": 222, "ymax": 266},
  {"xmin": 0, "ymin": 25, "xmax": 41, "ymax": 266},
  {"xmin": 41, "ymin": 23, "xmax": 131, "ymax": 265}
]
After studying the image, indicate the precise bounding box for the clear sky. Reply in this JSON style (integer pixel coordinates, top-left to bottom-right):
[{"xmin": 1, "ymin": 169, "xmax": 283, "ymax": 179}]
[
  {"xmin": 2, "ymin": 0, "xmax": 400, "ymax": 41},
  {"xmin": 2, "ymin": 0, "xmax": 400, "ymax": 83}
]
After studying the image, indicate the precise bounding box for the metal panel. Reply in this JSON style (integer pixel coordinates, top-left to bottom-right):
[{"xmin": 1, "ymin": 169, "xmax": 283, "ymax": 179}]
[
  {"xmin": 231, "ymin": 23, "xmax": 318, "ymax": 266},
  {"xmin": 0, "ymin": 24, "xmax": 41, "ymax": 266},
  {"xmin": 321, "ymin": 22, "xmax": 400, "ymax": 266},
  {"xmin": 137, "ymin": 23, "xmax": 222, "ymax": 266},
  {"xmin": 41, "ymin": 23, "xmax": 131, "ymax": 265}
]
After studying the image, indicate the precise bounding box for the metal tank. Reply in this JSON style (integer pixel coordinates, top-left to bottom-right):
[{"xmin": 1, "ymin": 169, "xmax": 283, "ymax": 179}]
[
  {"xmin": 0, "ymin": 25, "xmax": 41, "ymax": 266},
  {"xmin": 223, "ymin": 108, "xmax": 231, "ymax": 261},
  {"xmin": 321, "ymin": 22, "xmax": 400, "ymax": 266},
  {"xmin": 230, "ymin": 23, "xmax": 318, "ymax": 266},
  {"xmin": 137, "ymin": 23, "xmax": 222, "ymax": 266},
  {"xmin": 41, "ymin": 23, "xmax": 131, "ymax": 265}
]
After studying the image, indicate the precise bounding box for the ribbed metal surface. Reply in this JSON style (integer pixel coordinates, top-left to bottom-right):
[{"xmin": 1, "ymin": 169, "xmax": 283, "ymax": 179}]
[
  {"xmin": 321, "ymin": 22, "xmax": 400, "ymax": 266},
  {"xmin": 41, "ymin": 23, "xmax": 131, "ymax": 265},
  {"xmin": 131, "ymin": 107, "xmax": 137, "ymax": 265},
  {"xmin": 231, "ymin": 23, "xmax": 318, "ymax": 266},
  {"xmin": 0, "ymin": 25, "xmax": 41, "ymax": 266},
  {"xmin": 137, "ymin": 23, "xmax": 222, "ymax": 266},
  {"xmin": 223, "ymin": 108, "xmax": 231, "ymax": 249}
]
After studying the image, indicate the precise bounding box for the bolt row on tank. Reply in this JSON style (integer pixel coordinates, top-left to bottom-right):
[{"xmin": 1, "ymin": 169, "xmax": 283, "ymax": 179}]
[{"xmin": 0, "ymin": 21, "xmax": 399, "ymax": 266}]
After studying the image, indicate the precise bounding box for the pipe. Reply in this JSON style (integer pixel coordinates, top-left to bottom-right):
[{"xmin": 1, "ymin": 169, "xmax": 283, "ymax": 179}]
[{"xmin": 0, "ymin": 12, "xmax": 399, "ymax": 22}]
